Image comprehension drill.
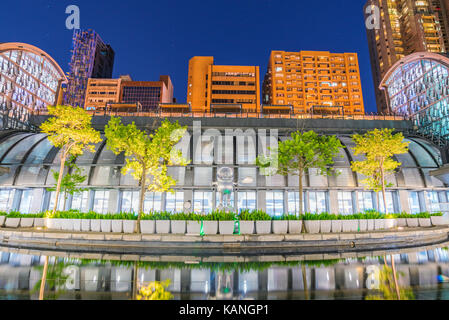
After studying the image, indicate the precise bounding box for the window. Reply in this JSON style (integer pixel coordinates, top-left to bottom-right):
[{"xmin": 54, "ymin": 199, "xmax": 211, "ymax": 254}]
[
  {"xmin": 144, "ymin": 192, "xmax": 162, "ymax": 213},
  {"xmin": 93, "ymin": 190, "xmax": 110, "ymax": 214},
  {"xmin": 0, "ymin": 189, "xmax": 14, "ymax": 211},
  {"xmin": 166, "ymin": 191, "xmax": 184, "ymax": 213},
  {"xmin": 48, "ymin": 191, "xmax": 65, "ymax": 211},
  {"xmin": 19, "ymin": 189, "xmax": 33, "ymax": 213},
  {"xmin": 216, "ymin": 191, "xmax": 234, "ymax": 209},
  {"xmin": 308, "ymin": 191, "xmax": 327, "ymax": 213},
  {"xmin": 358, "ymin": 192, "xmax": 374, "ymax": 212},
  {"xmin": 193, "ymin": 191, "xmax": 213, "ymax": 214},
  {"xmin": 266, "ymin": 191, "xmax": 284, "ymax": 217},
  {"xmin": 408, "ymin": 191, "xmax": 421, "ymax": 214},
  {"xmin": 287, "ymin": 192, "xmax": 305, "ymax": 215},
  {"xmin": 378, "ymin": 191, "xmax": 395, "ymax": 213},
  {"xmin": 338, "ymin": 191, "xmax": 353, "ymax": 215},
  {"xmin": 71, "ymin": 191, "xmax": 89, "ymax": 212},
  {"xmin": 426, "ymin": 191, "xmax": 441, "ymax": 213},
  {"xmin": 121, "ymin": 191, "xmax": 139, "ymax": 213},
  {"xmin": 238, "ymin": 191, "xmax": 257, "ymax": 212}
]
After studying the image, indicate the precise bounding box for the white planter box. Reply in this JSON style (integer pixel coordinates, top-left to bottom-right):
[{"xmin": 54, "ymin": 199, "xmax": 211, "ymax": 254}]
[
  {"xmin": 156, "ymin": 220, "xmax": 170, "ymax": 234},
  {"xmin": 374, "ymin": 219, "xmax": 385, "ymax": 230},
  {"xmin": 0, "ymin": 216, "xmax": 5, "ymax": 227},
  {"xmin": 73, "ymin": 219, "xmax": 81, "ymax": 232},
  {"xmin": 171, "ymin": 221, "xmax": 186, "ymax": 234},
  {"xmin": 331, "ymin": 220, "xmax": 342, "ymax": 233},
  {"xmin": 123, "ymin": 220, "xmax": 137, "ymax": 233},
  {"xmin": 272, "ymin": 221, "xmax": 288, "ymax": 234},
  {"xmin": 385, "ymin": 219, "xmax": 397, "ymax": 230},
  {"xmin": 288, "ymin": 220, "xmax": 302, "ymax": 234},
  {"xmin": 406, "ymin": 218, "xmax": 419, "ymax": 228},
  {"xmin": 320, "ymin": 221, "xmax": 332, "ymax": 233},
  {"xmin": 358, "ymin": 220, "xmax": 368, "ymax": 232},
  {"xmin": 48, "ymin": 219, "xmax": 64, "ymax": 230},
  {"xmin": 239, "ymin": 221, "xmax": 255, "ymax": 234},
  {"xmin": 5, "ymin": 218, "xmax": 20, "ymax": 228},
  {"xmin": 203, "ymin": 221, "xmax": 218, "ymax": 235},
  {"xmin": 304, "ymin": 221, "xmax": 320, "ymax": 234},
  {"xmin": 431, "ymin": 216, "xmax": 447, "ymax": 226},
  {"xmin": 342, "ymin": 220, "xmax": 358, "ymax": 233},
  {"xmin": 186, "ymin": 221, "xmax": 201, "ymax": 234},
  {"xmin": 90, "ymin": 220, "xmax": 101, "ymax": 232},
  {"xmin": 61, "ymin": 219, "xmax": 74, "ymax": 231},
  {"xmin": 20, "ymin": 218, "xmax": 34, "ymax": 228},
  {"xmin": 255, "ymin": 221, "xmax": 271, "ymax": 234},
  {"xmin": 367, "ymin": 219, "xmax": 375, "ymax": 231},
  {"xmin": 111, "ymin": 220, "xmax": 123, "ymax": 233},
  {"xmin": 34, "ymin": 218, "xmax": 45, "ymax": 228},
  {"xmin": 140, "ymin": 220, "xmax": 155, "ymax": 234},
  {"xmin": 81, "ymin": 219, "xmax": 90, "ymax": 232},
  {"xmin": 397, "ymin": 218, "xmax": 407, "ymax": 227},
  {"xmin": 219, "ymin": 221, "xmax": 235, "ymax": 235},
  {"xmin": 418, "ymin": 218, "xmax": 432, "ymax": 227},
  {"xmin": 100, "ymin": 220, "xmax": 112, "ymax": 233}
]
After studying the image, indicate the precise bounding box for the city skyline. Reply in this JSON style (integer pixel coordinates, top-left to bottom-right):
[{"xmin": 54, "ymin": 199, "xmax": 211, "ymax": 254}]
[{"xmin": 0, "ymin": 0, "xmax": 379, "ymax": 112}]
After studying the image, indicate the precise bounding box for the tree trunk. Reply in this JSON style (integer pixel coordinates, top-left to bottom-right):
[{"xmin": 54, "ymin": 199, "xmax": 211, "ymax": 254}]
[
  {"xmin": 135, "ymin": 165, "xmax": 147, "ymax": 234},
  {"xmin": 39, "ymin": 256, "xmax": 49, "ymax": 300},
  {"xmin": 52, "ymin": 151, "xmax": 67, "ymax": 215},
  {"xmin": 380, "ymin": 166, "xmax": 388, "ymax": 215},
  {"xmin": 63, "ymin": 192, "xmax": 67, "ymax": 211},
  {"xmin": 301, "ymin": 264, "xmax": 309, "ymax": 300},
  {"xmin": 299, "ymin": 170, "xmax": 307, "ymax": 234},
  {"xmin": 391, "ymin": 255, "xmax": 401, "ymax": 300}
]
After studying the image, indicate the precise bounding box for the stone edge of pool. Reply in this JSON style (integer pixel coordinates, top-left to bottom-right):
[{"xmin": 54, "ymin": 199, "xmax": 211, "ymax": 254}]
[{"xmin": 0, "ymin": 226, "xmax": 448, "ymax": 257}]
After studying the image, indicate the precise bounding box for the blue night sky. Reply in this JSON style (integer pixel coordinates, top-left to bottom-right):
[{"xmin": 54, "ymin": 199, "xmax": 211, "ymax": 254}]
[{"xmin": 0, "ymin": 0, "xmax": 377, "ymax": 112}]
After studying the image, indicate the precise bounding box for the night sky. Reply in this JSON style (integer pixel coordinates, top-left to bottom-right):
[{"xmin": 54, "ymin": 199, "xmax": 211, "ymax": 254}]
[{"xmin": 0, "ymin": 0, "xmax": 377, "ymax": 112}]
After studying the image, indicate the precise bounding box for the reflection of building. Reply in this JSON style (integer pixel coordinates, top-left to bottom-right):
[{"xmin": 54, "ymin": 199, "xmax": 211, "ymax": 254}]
[
  {"xmin": 187, "ymin": 56, "xmax": 260, "ymax": 113},
  {"xmin": 65, "ymin": 29, "xmax": 115, "ymax": 109},
  {"xmin": 262, "ymin": 51, "xmax": 364, "ymax": 115},
  {"xmin": 364, "ymin": 0, "xmax": 449, "ymax": 113},
  {"xmin": 2, "ymin": 116, "xmax": 448, "ymax": 216},
  {"xmin": 0, "ymin": 43, "xmax": 67, "ymax": 129},
  {"xmin": 84, "ymin": 75, "xmax": 174, "ymax": 112}
]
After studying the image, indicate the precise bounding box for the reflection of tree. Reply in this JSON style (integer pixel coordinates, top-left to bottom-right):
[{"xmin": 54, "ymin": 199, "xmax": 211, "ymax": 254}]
[
  {"xmin": 34, "ymin": 258, "xmax": 69, "ymax": 300},
  {"xmin": 365, "ymin": 256, "xmax": 414, "ymax": 300},
  {"xmin": 136, "ymin": 280, "xmax": 173, "ymax": 300}
]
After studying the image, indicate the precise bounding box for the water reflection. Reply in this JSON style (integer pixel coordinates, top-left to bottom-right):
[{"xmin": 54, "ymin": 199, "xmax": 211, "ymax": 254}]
[{"xmin": 1, "ymin": 246, "xmax": 449, "ymax": 300}]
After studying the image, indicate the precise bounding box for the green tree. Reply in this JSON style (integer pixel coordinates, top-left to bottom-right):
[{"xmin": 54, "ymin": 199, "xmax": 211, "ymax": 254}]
[
  {"xmin": 47, "ymin": 160, "xmax": 88, "ymax": 210},
  {"xmin": 256, "ymin": 131, "xmax": 343, "ymax": 218},
  {"xmin": 104, "ymin": 117, "xmax": 189, "ymax": 233},
  {"xmin": 351, "ymin": 129, "xmax": 409, "ymax": 215},
  {"xmin": 40, "ymin": 105, "xmax": 101, "ymax": 216}
]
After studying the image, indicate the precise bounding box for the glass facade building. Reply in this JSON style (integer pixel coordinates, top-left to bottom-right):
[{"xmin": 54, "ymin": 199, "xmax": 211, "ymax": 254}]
[{"xmin": 0, "ymin": 121, "xmax": 447, "ymax": 216}]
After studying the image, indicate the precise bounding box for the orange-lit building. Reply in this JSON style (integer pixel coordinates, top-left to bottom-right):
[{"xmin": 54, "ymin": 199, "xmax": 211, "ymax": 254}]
[
  {"xmin": 262, "ymin": 51, "xmax": 364, "ymax": 115},
  {"xmin": 187, "ymin": 56, "xmax": 260, "ymax": 113},
  {"xmin": 84, "ymin": 75, "xmax": 174, "ymax": 111}
]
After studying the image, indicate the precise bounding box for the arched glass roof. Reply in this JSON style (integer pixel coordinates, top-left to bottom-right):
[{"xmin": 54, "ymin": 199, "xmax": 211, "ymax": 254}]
[{"xmin": 0, "ymin": 131, "xmax": 444, "ymax": 189}]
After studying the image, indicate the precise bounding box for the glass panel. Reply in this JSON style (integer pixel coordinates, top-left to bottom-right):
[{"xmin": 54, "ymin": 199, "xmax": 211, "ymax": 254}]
[
  {"xmin": 309, "ymin": 191, "xmax": 327, "ymax": 213},
  {"xmin": 288, "ymin": 192, "xmax": 305, "ymax": 215},
  {"xmin": 194, "ymin": 168, "xmax": 212, "ymax": 186},
  {"xmin": 24, "ymin": 139, "xmax": 53, "ymax": 164},
  {"xmin": 426, "ymin": 191, "xmax": 441, "ymax": 213},
  {"xmin": 266, "ymin": 191, "xmax": 284, "ymax": 217},
  {"xmin": 338, "ymin": 191, "xmax": 353, "ymax": 215},
  {"xmin": 48, "ymin": 191, "xmax": 65, "ymax": 211},
  {"xmin": 238, "ymin": 168, "xmax": 256, "ymax": 186},
  {"xmin": 2, "ymin": 134, "xmax": 46, "ymax": 164},
  {"xmin": 93, "ymin": 190, "xmax": 110, "ymax": 214},
  {"xmin": 144, "ymin": 192, "xmax": 162, "ymax": 213},
  {"xmin": 0, "ymin": 134, "xmax": 31, "ymax": 160},
  {"xmin": 237, "ymin": 191, "xmax": 257, "ymax": 212},
  {"xmin": 121, "ymin": 191, "xmax": 139, "ymax": 213},
  {"xmin": 358, "ymin": 191, "xmax": 374, "ymax": 212},
  {"xmin": 379, "ymin": 192, "xmax": 395, "ymax": 213},
  {"xmin": 193, "ymin": 191, "xmax": 213, "ymax": 214},
  {"xmin": 0, "ymin": 189, "xmax": 14, "ymax": 212},
  {"xmin": 165, "ymin": 192, "xmax": 184, "ymax": 213},
  {"xmin": 19, "ymin": 189, "xmax": 33, "ymax": 213},
  {"xmin": 71, "ymin": 191, "xmax": 89, "ymax": 212},
  {"xmin": 408, "ymin": 191, "xmax": 421, "ymax": 214},
  {"xmin": 215, "ymin": 191, "xmax": 234, "ymax": 209}
]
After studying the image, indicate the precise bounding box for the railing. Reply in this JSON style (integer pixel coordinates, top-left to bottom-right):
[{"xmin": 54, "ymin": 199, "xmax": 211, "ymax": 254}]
[{"xmin": 31, "ymin": 110, "xmax": 410, "ymax": 121}]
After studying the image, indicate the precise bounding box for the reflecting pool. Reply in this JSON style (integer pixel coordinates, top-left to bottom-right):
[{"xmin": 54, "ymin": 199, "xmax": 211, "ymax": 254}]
[{"xmin": 2, "ymin": 243, "xmax": 449, "ymax": 300}]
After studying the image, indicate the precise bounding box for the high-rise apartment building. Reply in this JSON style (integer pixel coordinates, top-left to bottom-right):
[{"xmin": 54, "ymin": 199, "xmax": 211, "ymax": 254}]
[
  {"xmin": 187, "ymin": 56, "xmax": 260, "ymax": 113},
  {"xmin": 65, "ymin": 29, "xmax": 115, "ymax": 109},
  {"xmin": 364, "ymin": 0, "xmax": 449, "ymax": 113},
  {"xmin": 84, "ymin": 75, "xmax": 174, "ymax": 111},
  {"xmin": 262, "ymin": 51, "xmax": 364, "ymax": 115}
]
